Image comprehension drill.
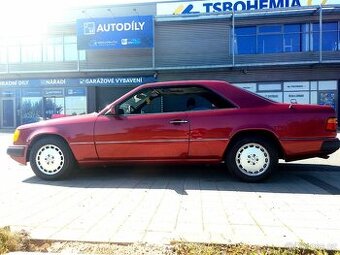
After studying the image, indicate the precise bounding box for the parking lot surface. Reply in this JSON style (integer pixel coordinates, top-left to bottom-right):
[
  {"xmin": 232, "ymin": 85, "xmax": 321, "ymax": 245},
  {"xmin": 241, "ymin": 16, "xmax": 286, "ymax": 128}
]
[{"xmin": 1, "ymin": 132, "xmax": 340, "ymax": 249}]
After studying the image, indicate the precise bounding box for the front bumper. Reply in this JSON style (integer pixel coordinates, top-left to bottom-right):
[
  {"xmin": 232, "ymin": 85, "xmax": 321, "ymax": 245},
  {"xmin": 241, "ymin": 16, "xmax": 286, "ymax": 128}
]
[
  {"xmin": 321, "ymin": 138, "xmax": 340, "ymax": 154},
  {"xmin": 7, "ymin": 145, "xmax": 25, "ymax": 157},
  {"xmin": 7, "ymin": 145, "xmax": 27, "ymax": 164}
]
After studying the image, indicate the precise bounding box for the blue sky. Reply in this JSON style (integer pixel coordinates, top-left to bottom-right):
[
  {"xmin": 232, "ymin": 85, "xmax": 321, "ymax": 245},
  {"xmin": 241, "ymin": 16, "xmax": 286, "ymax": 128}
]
[{"xmin": 0, "ymin": 0, "xmax": 169, "ymax": 36}]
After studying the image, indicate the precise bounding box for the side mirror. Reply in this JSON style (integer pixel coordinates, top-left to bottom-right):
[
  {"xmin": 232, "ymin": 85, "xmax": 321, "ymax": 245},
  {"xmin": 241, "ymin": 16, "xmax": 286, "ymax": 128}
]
[
  {"xmin": 107, "ymin": 105, "xmax": 124, "ymax": 116},
  {"xmin": 109, "ymin": 106, "xmax": 117, "ymax": 115}
]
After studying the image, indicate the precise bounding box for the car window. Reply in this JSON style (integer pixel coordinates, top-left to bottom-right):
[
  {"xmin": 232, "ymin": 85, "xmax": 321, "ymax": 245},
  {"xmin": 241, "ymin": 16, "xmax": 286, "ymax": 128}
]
[{"xmin": 118, "ymin": 86, "xmax": 235, "ymax": 115}]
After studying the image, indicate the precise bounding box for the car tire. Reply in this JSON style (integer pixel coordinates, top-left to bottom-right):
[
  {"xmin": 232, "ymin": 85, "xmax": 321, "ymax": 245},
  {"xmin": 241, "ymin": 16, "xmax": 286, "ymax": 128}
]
[
  {"xmin": 226, "ymin": 136, "xmax": 278, "ymax": 182},
  {"xmin": 29, "ymin": 137, "xmax": 76, "ymax": 180}
]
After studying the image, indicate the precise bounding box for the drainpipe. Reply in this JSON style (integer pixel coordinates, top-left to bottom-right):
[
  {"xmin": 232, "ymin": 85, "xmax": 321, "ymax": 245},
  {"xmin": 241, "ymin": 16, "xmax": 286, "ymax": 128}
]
[{"xmin": 319, "ymin": 4, "xmax": 323, "ymax": 63}]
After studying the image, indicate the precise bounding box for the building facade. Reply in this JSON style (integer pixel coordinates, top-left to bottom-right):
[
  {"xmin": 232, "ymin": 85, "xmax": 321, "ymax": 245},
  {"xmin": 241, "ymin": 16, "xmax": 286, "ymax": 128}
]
[{"xmin": 0, "ymin": 0, "xmax": 339, "ymax": 128}]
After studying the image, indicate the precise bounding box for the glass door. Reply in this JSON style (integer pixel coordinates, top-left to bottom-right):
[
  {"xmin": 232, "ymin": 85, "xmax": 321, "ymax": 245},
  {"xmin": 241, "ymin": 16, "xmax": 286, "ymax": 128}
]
[{"xmin": 1, "ymin": 98, "xmax": 16, "ymax": 128}]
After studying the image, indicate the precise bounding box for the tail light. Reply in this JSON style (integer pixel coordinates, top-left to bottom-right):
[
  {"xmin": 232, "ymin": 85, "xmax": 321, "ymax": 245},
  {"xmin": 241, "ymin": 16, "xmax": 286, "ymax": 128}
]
[{"xmin": 326, "ymin": 117, "xmax": 338, "ymax": 131}]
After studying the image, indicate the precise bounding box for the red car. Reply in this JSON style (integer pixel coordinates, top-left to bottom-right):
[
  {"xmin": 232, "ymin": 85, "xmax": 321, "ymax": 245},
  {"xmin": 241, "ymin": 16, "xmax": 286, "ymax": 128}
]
[{"xmin": 7, "ymin": 80, "xmax": 340, "ymax": 182}]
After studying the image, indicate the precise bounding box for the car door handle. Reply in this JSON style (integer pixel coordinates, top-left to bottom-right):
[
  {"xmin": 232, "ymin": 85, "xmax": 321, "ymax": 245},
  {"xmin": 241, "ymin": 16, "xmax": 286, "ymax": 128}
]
[{"xmin": 169, "ymin": 120, "xmax": 189, "ymax": 125}]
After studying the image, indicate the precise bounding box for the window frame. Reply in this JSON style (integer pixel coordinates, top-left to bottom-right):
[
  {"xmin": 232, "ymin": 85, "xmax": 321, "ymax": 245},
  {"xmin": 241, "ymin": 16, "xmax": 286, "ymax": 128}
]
[
  {"xmin": 234, "ymin": 21, "xmax": 340, "ymax": 55},
  {"xmin": 117, "ymin": 85, "xmax": 236, "ymax": 116}
]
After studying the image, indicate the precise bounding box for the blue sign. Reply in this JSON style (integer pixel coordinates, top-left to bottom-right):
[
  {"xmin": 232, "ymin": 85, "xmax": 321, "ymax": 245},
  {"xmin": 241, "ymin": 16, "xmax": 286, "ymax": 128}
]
[
  {"xmin": 43, "ymin": 89, "xmax": 65, "ymax": 97},
  {"xmin": 66, "ymin": 88, "xmax": 86, "ymax": 96},
  {"xmin": 77, "ymin": 16, "xmax": 154, "ymax": 50},
  {"xmin": 0, "ymin": 76, "xmax": 156, "ymax": 87},
  {"xmin": 79, "ymin": 76, "xmax": 155, "ymax": 86},
  {"xmin": 1, "ymin": 90, "xmax": 15, "ymax": 97},
  {"xmin": 22, "ymin": 88, "xmax": 43, "ymax": 97}
]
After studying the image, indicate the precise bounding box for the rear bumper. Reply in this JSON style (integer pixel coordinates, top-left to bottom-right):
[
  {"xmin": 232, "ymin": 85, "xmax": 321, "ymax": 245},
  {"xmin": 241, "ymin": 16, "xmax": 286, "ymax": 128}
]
[
  {"xmin": 321, "ymin": 138, "xmax": 340, "ymax": 154},
  {"xmin": 281, "ymin": 137, "xmax": 340, "ymax": 161}
]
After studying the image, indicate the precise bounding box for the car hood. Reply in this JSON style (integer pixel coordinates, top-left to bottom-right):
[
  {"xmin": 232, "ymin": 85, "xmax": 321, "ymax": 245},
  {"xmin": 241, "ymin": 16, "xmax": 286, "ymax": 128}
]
[{"xmin": 17, "ymin": 112, "xmax": 99, "ymax": 130}]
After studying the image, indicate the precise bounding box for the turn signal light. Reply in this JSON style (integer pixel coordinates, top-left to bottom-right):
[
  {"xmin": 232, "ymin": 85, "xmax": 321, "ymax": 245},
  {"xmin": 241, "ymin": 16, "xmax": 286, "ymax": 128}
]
[
  {"xmin": 326, "ymin": 118, "xmax": 338, "ymax": 131},
  {"xmin": 13, "ymin": 129, "xmax": 20, "ymax": 143}
]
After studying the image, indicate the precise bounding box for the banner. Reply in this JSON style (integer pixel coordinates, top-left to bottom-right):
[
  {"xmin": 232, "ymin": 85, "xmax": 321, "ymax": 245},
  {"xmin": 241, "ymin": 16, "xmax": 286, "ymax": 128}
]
[
  {"xmin": 157, "ymin": 0, "xmax": 339, "ymax": 15},
  {"xmin": 77, "ymin": 16, "xmax": 154, "ymax": 50},
  {"xmin": 0, "ymin": 76, "xmax": 156, "ymax": 87}
]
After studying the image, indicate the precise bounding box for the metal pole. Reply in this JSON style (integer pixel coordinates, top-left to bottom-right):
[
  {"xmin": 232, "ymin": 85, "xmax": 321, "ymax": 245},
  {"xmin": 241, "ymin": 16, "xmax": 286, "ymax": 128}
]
[
  {"xmin": 319, "ymin": 4, "xmax": 322, "ymax": 63},
  {"xmin": 232, "ymin": 10, "xmax": 235, "ymax": 67},
  {"xmin": 6, "ymin": 44, "xmax": 9, "ymax": 73},
  {"xmin": 152, "ymin": 17, "xmax": 156, "ymax": 69},
  {"xmin": 77, "ymin": 49, "xmax": 80, "ymax": 72}
]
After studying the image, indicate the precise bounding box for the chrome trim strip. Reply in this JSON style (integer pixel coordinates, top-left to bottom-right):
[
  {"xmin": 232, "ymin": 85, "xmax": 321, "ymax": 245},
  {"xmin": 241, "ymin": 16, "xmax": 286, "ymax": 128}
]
[
  {"xmin": 96, "ymin": 139, "xmax": 188, "ymax": 145},
  {"xmin": 190, "ymin": 138, "xmax": 228, "ymax": 142},
  {"xmin": 281, "ymin": 137, "xmax": 328, "ymax": 141},
  {"xmin": 95, "ymin": 138, "xmax": 228, "ymax": 145},
  {"xmin": 69, "ymin": 142, "xmax": 95, "ymax": 145}
]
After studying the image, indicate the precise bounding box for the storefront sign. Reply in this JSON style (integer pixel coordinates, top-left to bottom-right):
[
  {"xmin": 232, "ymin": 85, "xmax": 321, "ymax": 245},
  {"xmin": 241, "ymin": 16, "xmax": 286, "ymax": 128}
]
[
  {"xmin": 258, "ymin": 83, "xmax": 282, "ymax": 91},
  {"xmin": 79, "ymin": 76, "xmax": 155, "ymax": 86},
  {"xmin": 157, "ymin": 0, "xmax": 338, "ymax": 15},
  {"xmin": 66, "ymin": 88, "xmax": 86, "ymax": 96},
  {"xmin": 1, "ymin": 90, "xmax": 15, "ymax": 97},
  {"xmin": 22, "ymin": 88, "xmax": 43, "ymax": 97},
  {"xmin": 284, "ymin": 81, "xmax": 310, "ymax": 91},
  {"xmin": 258, "ymin": 92, "xmax": 283, "ymax": 102},
  {"xmin": 0, "ymin": 76, "xmax": 155, "ymax": 88},
  {"xmin": 76, "ymin": 16, "xmax": 154, "ymax": 50},
  {"xmin": 43, "ymin": 89, "xmax": 65, "ymax": 97},
  {"xmin": 284, "ymin": 91, "xmax": 310, "ymax": 104},
  {"xmin": 234, "ymin": 83, "xmax": 256, "ymax": 92}
]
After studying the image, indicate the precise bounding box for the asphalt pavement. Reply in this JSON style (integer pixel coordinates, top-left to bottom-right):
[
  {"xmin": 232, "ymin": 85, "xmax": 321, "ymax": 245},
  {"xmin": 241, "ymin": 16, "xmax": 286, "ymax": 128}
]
[{"xmin": 1, "ymin": 132, "xmax": 340, "ymax": 250}]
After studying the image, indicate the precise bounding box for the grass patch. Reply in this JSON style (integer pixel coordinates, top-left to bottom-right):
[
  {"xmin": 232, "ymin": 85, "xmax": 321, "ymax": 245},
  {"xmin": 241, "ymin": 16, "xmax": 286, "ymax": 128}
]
[
  {"xmin": 2, "ymin": 227, "xmax": 340, "ymax": 255},
  {"xmin": 0, "ymin": 226, "xmax": 32, "ymax": 254},
  {"xmin": 171, "ymin": 242, "xmax": 340, "ymax": 255}
]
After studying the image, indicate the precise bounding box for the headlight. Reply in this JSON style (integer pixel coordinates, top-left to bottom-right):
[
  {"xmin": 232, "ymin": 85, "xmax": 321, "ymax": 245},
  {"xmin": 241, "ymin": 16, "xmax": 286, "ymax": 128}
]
[{"xmin": 13, "ymin": 129, "xmax": 20, "ymax": 143}]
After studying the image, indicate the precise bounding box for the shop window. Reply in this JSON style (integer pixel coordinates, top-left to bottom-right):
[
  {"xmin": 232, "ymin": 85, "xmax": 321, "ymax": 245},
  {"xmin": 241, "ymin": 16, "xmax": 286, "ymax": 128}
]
[
  {"xmin": 22, "ymin": 44, "xmax": 42, "ymax": 63},
  {"xmin": 312, "ymin": 22, "xmax": 338, "ymax": 51},
  {"xmin": 64, "ymin": 36, "xmax": 86, "ymax": 61},
  {"xmin": 65, "ymin": 88, "xmax": 87, "ymax": 115},
  {"xmin": 339, "ymin": 27, "xmax": 340, "ymax": 50},
  {"xmin": 43, "ymin": 37, "xmax": 63, "ymax": 62},
  {"xmin": 0, "ymin": 47, "xmax": 6, "ymax": 64},
  {"xmin": 235, "ymin": 24, "xmax": 303, "ymax": 54},
  {"xmin": 234, "ymin": 23, "xmax": 340, "ymax": 54},
  {"xmin": 65, "ymin": 97, "xmax": 87, "ymax": 115},
  {"xmin": 42, "ymin": 35, "xmax": 85, "ymax": 62},
  {"xmin": 21, "ymin": 97, "xmax": 43, "ymax": 124},
  {"xmin": 0, "ymin": 35, "xmax": 86, "ymax": 64},
  {"xmin": 8, "ymin": 46, "xmax": 20, "ymax": 64},
  {"xmin": 21, "ymin": 37, "xmax": 42, "ymax": 63},
  {"xmin": 257, "ymin": 25, "xmax": 283, "ymax": 53},
  {"xmin": 234, "ymin": 27, "xmax": 256, "ymax": 54},
  {"xmin": 43, "ymin": 97, "xmax": 65, "ymax": 119},
  {"xmin": 64, "ymin": 36, "xmax": 78, "ymax": 61},
  {"xmin": 284, "ymin": 24, "xmax": 301, "ymax": 52},
  {"xmin": 301, "ymin": 24, "xmax": 310, "ymax": 52}
]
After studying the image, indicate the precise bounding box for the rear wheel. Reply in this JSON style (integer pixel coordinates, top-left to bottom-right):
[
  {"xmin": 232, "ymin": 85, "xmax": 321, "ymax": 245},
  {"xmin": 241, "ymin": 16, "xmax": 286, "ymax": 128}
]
[
  {"xmin": 226, "ymin": 136, "xmax": 278, "ymax": 182},
  {"xmin": 29, "ymin": 137, "xmax": 75, "ymax": 180}
]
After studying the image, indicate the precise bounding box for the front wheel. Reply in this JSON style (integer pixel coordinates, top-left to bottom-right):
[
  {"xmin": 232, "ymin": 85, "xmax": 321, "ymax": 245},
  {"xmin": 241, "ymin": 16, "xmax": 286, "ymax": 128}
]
[
  {"xmin": 226, "ymin": 137, "xmax": 278, "ymax": 182},
  {"xmin": 29, "ymin": 137, "xmax": 76, "ymax": 180}
]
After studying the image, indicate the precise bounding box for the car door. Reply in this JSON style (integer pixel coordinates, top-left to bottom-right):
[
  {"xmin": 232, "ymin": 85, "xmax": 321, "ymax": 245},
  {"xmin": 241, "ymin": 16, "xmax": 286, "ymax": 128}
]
[
  {"xmin": 184, "ymin": 88, "xmax": 237, "ymax": 160},
  {"xmin": 94, "ymin": 87, "xmax": 190, "ymax": 160},
  {"xmin": 187, "ymin": 109, "xmax": 233, "ymax": 160}
]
